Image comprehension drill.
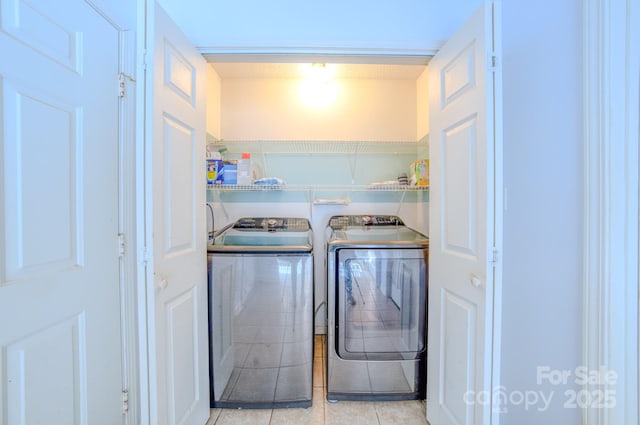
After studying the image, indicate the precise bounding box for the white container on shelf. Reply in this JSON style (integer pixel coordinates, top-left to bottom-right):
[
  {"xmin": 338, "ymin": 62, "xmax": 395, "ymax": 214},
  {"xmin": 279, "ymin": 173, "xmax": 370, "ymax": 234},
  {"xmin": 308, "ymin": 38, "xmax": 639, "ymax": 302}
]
[{"xmin": 236, "ymin": 152, "xmax": 252, "ymax": 185}]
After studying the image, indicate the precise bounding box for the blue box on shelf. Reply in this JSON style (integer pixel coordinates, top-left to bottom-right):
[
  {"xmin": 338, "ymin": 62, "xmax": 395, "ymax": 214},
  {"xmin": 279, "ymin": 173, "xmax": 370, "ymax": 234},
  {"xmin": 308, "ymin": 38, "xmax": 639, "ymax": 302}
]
[
  {"xmin": 222, "ymin": 163, "xmax": 237, "ymax": 184},
  {"xmin": 206, "ymin": 159, "xmax": 224, "ymax": 184}
]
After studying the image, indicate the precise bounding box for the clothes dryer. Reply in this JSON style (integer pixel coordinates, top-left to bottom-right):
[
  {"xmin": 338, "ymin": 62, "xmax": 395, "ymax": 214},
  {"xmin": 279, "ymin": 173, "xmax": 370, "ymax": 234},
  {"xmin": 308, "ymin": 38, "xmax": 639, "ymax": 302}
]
[{"xmin": 325, "ymin": 215, "xmax": 428, "ymax": 401}]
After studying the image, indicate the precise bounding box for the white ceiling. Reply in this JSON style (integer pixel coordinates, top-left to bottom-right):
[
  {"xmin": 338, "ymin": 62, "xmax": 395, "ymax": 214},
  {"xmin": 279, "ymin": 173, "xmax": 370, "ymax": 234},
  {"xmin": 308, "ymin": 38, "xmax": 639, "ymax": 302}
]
[{"xmin": 209, "ymin": 62, "xmax": 428, "ymax": 80}]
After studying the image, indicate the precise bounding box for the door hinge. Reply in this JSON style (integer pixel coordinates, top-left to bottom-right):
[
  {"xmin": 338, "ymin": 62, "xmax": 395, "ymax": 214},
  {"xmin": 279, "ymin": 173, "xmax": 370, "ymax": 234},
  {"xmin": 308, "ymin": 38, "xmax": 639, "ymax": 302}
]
[
  {"xmin": 139, "ymin": 48, "xmax": 148, "ymax": 71},
  {"xmin": 122, "ymin": 389, "xmax": 129, "ymax": 413},
  {"xmin": 118, "ymin": 73, "xmax": 136, "ymax": 98},
  {"xmin": 490, "ymin": 246, "xmax": 499, "ymax": 266},
  {"xmin": 142, "ymin": 246, "xmax": 151, "ymax": 265},
  {"xmin": 118, "ymin": 233, "xmax": 125, "ymax": 257},
  {"xmin": 489, "ymin": 54, "xmax": 497, "ymax": 71},
  {"xmin": 118, "ymin": 73, "xmax": 126, "ymax": 98}
]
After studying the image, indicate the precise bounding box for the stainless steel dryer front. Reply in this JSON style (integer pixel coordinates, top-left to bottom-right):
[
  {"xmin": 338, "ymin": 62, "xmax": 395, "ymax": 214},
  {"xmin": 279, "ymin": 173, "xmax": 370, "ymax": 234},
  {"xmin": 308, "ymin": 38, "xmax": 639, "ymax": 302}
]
[{"xmin": 326, "ymin": 215, "xmax": 428, "ymax": 401}]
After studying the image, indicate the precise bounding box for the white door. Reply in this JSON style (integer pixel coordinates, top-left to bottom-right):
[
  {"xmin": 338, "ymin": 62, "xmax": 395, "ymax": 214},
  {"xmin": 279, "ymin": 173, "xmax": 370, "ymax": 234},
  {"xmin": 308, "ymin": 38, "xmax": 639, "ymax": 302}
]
[
  {"xmin": 0, "ymin": 0, "xmax": 124, "ymax": 424},
  {"xmin": 145, "ymin": 3, "xmax": 209, "ymax": 425},
  {"xmin": 427, "ymin": 2, "xmax": 500, "ymax": 425}
]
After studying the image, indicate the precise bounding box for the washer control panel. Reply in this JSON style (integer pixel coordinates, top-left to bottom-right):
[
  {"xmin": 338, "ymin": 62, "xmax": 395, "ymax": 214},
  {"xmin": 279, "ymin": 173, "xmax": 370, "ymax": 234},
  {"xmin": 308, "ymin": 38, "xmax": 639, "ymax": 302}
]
[{"xmin": 233, "ymin": 217, "xmax": 310, "ymax": 231}]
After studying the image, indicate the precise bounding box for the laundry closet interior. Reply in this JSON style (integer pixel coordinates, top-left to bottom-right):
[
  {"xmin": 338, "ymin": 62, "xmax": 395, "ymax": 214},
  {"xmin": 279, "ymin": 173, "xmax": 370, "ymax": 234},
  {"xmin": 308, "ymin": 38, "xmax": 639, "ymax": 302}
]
[
  {"xmin": 204, "ymin": 57, "xmax": 432, "ymax": 328},
  {"xmin": 204, "ymin": 57, "xmax": 432, "ymax": 406},
  {"xmin": 152, "ymin": 0, "xmax": 494, "ymax": 421}
]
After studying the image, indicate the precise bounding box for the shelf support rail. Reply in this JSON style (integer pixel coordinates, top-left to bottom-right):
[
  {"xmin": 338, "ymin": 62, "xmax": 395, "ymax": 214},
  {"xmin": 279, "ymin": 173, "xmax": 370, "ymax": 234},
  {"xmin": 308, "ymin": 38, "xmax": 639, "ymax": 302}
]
[
  {"xmin": 348, "ymin": 142, "xmax": 360, "ymax": 185},
  {"xmin": 395, "ymin": 189, "xmax": 408, "ymax": 217}
]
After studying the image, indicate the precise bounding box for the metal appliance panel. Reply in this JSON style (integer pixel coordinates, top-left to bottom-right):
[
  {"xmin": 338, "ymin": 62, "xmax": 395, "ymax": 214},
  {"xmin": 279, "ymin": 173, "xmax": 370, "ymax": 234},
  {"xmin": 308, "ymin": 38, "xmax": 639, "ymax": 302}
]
[
  {"xmin": 336, "ymin": 248, "xmax": 427, "ymax": 361},
  {"xmin": 209, "ymin": 253, "xmax": 313, "ymax": 408},
  {"xmin": 326, "ymin": 215, "xmax": 428, "ymax": 401},
  {"xmin": 208, "ymin": 216, "xmax": 314, "ymax": 408}
]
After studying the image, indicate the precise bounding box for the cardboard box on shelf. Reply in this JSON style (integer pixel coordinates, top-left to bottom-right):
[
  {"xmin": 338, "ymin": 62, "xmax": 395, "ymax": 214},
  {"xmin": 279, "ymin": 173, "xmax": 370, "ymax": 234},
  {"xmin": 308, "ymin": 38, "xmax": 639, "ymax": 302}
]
[{"xmin": 410, "ymin": 159, "xmax": 429, "ymax": 186}]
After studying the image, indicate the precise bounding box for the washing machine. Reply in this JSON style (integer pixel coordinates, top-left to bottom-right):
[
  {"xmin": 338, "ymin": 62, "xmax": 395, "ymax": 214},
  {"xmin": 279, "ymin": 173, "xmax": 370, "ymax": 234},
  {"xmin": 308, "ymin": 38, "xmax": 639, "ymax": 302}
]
[
  {"xmin": 208, "ymin": 217, "xmax": 314, "ymax": 408},
  {"xmin": 325, "ymin": 214, "xmax": 428, "ymax": 401}
]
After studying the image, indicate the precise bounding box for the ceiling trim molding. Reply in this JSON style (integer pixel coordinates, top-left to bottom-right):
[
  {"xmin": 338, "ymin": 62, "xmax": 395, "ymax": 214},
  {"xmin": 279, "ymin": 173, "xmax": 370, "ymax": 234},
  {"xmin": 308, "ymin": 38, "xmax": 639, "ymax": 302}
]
[{"xmin": 199, "ymin": 45, "xmax": 443, "ymax": 65}]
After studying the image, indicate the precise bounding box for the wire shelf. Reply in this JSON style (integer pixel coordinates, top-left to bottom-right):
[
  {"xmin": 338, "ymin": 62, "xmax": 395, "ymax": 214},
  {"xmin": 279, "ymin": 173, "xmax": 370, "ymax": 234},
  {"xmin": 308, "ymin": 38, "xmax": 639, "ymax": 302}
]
[
  {"xmin": 208, "ymin": 139, "xmax": 428, "ymax": 155},
  {"xmin": 207, "ymin": 184, "xmax": 428, "ymax": 192}
]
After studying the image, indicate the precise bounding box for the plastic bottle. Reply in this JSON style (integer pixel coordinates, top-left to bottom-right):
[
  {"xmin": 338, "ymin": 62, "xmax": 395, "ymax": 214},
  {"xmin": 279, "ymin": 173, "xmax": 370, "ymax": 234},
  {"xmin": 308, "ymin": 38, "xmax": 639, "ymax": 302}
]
[{"xmin": 237, "ymin": 152, "xmax": 252, "ymax": 185}]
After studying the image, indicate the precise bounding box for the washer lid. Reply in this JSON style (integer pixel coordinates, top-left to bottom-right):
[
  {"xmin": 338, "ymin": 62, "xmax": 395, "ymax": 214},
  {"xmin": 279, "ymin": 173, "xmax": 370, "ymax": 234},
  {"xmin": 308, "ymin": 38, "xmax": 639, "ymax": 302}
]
[{"xmin": 209, "ymin": 217, "xmax": 313, "ymax": 253}]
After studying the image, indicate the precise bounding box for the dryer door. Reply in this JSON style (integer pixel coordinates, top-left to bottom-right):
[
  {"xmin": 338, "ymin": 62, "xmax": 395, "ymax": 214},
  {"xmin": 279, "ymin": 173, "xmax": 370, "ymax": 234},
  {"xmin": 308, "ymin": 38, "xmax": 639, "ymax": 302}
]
[{"xmin": 335, "ymin": 248, "xmax": 427, "ymax": 361}]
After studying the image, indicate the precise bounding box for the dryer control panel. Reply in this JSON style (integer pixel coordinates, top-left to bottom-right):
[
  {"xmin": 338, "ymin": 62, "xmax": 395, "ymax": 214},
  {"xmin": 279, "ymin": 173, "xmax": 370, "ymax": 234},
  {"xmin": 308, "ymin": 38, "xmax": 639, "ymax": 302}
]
[{"xmin": 328, "ymin": 215, "xmax": 404, "ymax": 229}]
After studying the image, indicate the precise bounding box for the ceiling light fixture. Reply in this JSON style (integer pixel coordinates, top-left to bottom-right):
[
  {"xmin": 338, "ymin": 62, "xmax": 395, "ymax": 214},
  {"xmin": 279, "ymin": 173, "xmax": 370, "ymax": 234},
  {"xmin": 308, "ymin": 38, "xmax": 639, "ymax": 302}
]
[{"xmin": 299, "ymin": 63, "xmax": 338, "ymax": 109}]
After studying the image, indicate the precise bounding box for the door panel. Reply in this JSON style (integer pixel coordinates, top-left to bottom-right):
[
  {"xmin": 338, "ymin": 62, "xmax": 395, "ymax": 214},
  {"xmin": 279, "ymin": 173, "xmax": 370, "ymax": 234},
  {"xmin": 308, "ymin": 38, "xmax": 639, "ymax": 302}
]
[
  {"xmin": 162, "ymin": 115, "xmax": 197, "ymax": 255},
  {"xmin": 0, "ymin": 0, "xmax": 81, "ymax": 72},
  {"xmin": 440, "ymin": 43, "xmax": 477, "ymax": 108},
  {"xmin": 3, "ymin": 80, "xmax": 81, "ymax": 280},
  {"xmin": 440, "ymin": 291, "xmax": 476, "ymax": 424},
  {"xmin": 0, "ymin": 0, "xmax": 122, "ymax": 423},
  {"xmin": 5, "ymin": 315, "xmax": 86, "ymax": 425},
  {"xmin": 148, "ymin": 3, "xmax": 208, "ymax": 425},
  {"xmin": 166, "ymin": 287, "xmax": 200, "ymax": 424},
  {"xmin": 443, "ymin": 116, "xmax": 478, "ymax": 257},
  {"xmin": 427, "ymin": 2, "xmax": 498, "ymax": 425}
]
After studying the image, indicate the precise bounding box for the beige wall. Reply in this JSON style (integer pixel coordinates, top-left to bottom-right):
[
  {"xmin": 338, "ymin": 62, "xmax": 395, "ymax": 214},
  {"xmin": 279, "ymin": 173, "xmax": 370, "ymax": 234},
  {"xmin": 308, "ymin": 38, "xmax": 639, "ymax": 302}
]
[
  {"xmin": 416, "ymin": 67, "xmax": 429, "ymax": 139},
  {"xmin": 217, "ymin": 76, "xmax": 419, "ymax": 141},
  {"xmin": 206, "ymin": 64, "xmax": 222, "ymax": 138}
]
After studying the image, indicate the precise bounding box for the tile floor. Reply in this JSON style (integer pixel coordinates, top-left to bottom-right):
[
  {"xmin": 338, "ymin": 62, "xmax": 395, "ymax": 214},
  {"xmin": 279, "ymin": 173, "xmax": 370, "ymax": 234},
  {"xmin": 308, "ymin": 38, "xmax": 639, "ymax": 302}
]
[{"xmin": 206, "ymin": 335, "xmax": 429, "ymax": 425}]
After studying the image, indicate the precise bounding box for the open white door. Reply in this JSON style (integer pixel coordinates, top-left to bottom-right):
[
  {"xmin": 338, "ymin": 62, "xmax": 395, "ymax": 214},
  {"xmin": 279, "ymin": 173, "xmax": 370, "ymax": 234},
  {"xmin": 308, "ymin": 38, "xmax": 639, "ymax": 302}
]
[
  {"xmin": 0, "ymin": 0, "xmax": 124, "ymax": 423},
  {"xmin": 427, "ymin": 2, "xmax": 500, "ymax": 425},
  {"xmin": 144, "ymin": 2, "xmax": 209, "ymax": 425}
]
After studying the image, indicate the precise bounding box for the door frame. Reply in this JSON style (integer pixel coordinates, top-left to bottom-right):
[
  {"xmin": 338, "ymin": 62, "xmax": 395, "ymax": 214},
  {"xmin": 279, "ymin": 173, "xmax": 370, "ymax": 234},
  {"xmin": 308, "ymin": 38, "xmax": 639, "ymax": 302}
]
[
  {"xmin": 135, "ymin": 1, "xmax": 151, "ymax": 423},
  {"xmin": 199, "ymin": 36, "xmax": 503, "ymax": 425},
  {"xmin": 82, "ymin": 1, "xmax": 139, "ymax": 424},
  {"xmin": 129, "ymin": 1, "xmax": 640, "ymax": 423},
  {"xmin": 116, "ymin": 28, "xmax": 139, "ymax": 425},
  {"xmin": 583, "ymin": 0, "xmax": 640, "ymax": 424}
]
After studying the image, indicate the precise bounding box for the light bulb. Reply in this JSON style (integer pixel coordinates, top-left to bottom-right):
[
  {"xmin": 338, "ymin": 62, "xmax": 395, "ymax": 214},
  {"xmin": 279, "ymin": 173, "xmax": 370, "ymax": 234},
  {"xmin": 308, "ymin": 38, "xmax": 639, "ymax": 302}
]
[{"xmin": 299, "ymin": 63, "xmax": 338, "ymax": 108}]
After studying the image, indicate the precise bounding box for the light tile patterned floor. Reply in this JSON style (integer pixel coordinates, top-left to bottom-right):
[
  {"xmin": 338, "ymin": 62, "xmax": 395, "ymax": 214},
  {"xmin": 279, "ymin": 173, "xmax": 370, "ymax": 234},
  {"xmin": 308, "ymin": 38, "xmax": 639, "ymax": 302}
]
[{"xmin": 206, "ymin": 335, "xmax": 428, "ymax": 425}]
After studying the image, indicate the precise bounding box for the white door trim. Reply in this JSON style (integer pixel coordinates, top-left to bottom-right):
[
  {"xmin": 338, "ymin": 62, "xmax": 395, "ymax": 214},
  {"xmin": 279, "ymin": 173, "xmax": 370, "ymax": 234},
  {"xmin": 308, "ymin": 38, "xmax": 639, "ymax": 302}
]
[
  {"xmin": 490, "ymin": 2, "xmax": 504, "ymax": 424},
  {"xmin": 117, "ymin": 28, "xmax": 139, "ymax": 425},
  {"xmin": 135, "ymin": 1, "xmax": 152, "ymax": 424},
  {"xmin": 83, "ymin": 1, "xmax": 139, "ymax": 424},
  {"xmin": 583, "ymin": 1, "xmax": 640, "ymax": 424}
]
